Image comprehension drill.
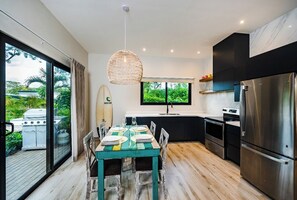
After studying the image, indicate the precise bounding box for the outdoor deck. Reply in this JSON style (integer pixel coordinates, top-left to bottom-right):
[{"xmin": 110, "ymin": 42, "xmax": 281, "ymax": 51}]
[{"xmin": 6, "ymin": 144, "xmax": 70, "ymax": 200}]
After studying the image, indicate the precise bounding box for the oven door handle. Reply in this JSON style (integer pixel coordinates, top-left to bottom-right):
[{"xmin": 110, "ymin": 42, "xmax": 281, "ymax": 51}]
[{"xmin": 205, "ymin": 119, "xmax": 224, "ymax": 126}]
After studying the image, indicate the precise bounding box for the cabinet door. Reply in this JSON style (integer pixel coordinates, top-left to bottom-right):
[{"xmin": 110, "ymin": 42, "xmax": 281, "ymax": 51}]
[
  {"xmin": 226, "ymin": 124, "xmax": 240, "ymax": 165},
  {"xmin": 197, "ymin": 117, "xmax": 205, "ymax": 144}
]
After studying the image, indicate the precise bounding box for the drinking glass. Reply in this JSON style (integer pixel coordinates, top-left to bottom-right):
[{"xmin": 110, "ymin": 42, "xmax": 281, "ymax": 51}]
[
  {"xmin": 131, "ymin": 117, "xmax": 137, "ymax": 126},
  {"xmin": 121, "ymin": 117, "xmax": 127, "ymax": 128}
]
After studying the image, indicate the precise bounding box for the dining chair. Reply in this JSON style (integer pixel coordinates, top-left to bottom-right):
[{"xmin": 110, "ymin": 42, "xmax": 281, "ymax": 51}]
[
  {"xmin": 83, "ymin": 131, "xmax": 122, "ymax": 200},
  {"xmin": 134, "ymin": 128, "xmax": 170, "ymax": 200},
  {"xmin": 97, "ymin": 122, "xmax": 107, "ymax": 141},
  {"xmin": 150, "ymin": 121, "xmax": 157, "ymax": 137}
]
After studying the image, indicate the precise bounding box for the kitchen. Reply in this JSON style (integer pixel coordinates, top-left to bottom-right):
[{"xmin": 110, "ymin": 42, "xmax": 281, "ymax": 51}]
[{"xmin": 1, "ymin": 0, "xmax": 297, "ymax": 200}]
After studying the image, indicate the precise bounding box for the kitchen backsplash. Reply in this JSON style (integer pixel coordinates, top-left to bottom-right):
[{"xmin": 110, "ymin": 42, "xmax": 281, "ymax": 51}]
[
  {"xmin": 250, "ymin": 7, "xmax": 297, "ymax": 57},
  {"xmin": 204, "ymin": 92, "xmax": 239, "ymax": 116}
]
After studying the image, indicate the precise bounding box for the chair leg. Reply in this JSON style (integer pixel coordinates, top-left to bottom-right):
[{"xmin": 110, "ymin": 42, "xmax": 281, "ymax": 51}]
[
  {"xmin": 135, "ymin": 172, "xmax": 140, "ymax": 200},
  {"xmin": 86, "ymin": 179, "xmax": 91, "ymax": 200},
  {"xmin": 115, "ymin": 175, "xmax": 122, "ymax": 200},
  {"xmin": 160, "ymin": 170, "xmax": 167, "ymax": 200}
]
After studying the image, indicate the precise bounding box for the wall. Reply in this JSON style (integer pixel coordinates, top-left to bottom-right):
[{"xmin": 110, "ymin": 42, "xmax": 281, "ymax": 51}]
[
  {"xmin": 88, "ymin": 53, "xmax": 206, "ymax": 134},
  {"xmin": 250, "ymin": 7, "xmax": 297, "ymax": 57}
]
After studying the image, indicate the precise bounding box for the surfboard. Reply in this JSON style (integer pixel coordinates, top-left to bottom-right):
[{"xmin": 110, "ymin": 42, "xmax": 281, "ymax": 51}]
[{"xmin": 96, "ymin": 85, "xmax": 113, "ymax": 129}]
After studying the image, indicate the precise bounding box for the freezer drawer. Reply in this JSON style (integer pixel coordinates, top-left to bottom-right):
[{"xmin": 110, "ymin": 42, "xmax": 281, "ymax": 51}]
[{"xmin": 241, "ymin": 142, "xmax": 295, "ymax": 200}]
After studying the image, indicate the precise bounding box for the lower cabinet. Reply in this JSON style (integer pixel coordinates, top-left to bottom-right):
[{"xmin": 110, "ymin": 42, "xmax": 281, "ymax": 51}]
[
  {"xmin": 126, "ymin": 116, "xmax": 205, "ymax": 143},
  {"xmin": 225, "ymin": 124, "xmax": 240, "ymax": 165}
]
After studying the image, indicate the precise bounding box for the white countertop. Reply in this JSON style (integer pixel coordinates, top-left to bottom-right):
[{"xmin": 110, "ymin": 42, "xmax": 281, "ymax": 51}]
[
  {"xmin": 125, "ymin": 112, "xmax": 217, "ymax": 118},
  {"xmin": 226, "ymin": 121, "xmax": 240, "ymax": 127},
  {"xmin": 125, "ymin": 111, "xmax": 241, "ymax": 127}
]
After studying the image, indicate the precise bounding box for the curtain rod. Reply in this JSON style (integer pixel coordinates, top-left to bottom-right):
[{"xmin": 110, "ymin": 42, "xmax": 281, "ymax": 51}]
[{"xmin": 0, "ymin": 10, "xmax": 72, "ymax": 60}]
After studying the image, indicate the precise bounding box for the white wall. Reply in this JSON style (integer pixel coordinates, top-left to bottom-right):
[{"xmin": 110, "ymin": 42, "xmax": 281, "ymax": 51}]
[
  {"xmin": 0, "ymin": 0, "xmax": 88, "ymax": 66},
  {"xmin": 88, "ymin": 53, "xmax": 207, "ymax": 133}
]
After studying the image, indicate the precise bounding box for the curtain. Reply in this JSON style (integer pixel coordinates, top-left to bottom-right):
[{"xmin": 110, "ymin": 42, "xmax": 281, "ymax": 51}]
[{"xmin": 71, "ymin": 59, "xmax": 86, "ymax": 161}]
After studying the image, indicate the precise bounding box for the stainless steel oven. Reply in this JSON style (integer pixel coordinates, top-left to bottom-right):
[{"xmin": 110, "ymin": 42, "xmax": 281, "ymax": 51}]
[{"xmin": 205, "ymin": 118, "xmax": 225, "ymax": 159}]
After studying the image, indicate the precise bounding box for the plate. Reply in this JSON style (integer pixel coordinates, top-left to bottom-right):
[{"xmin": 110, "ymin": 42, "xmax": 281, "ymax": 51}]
[
  {"xmin": 134, "ymin": 134, "xmax": 153, "ymax": 140},
  {"xmin": 102, "ymin": 135, "xmax": 122, "ymax": 142},
  {"xmin": 110, "ymin": 127, "xmax": 127, "ymax": 132},
  {"xmin": 130, "ymin": 126, "xmax": 148, "ymax": 132}
]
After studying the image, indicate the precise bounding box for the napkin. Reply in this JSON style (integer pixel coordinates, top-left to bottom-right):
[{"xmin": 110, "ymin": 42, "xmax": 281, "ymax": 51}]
[{"xmin": 101, "ymin": 140, "xmax": 120, "ymax": 146}]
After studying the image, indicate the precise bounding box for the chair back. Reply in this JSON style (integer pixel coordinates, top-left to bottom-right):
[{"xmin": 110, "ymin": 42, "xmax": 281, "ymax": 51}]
[
  {"xmin": 83, "ymin": 131, "xmax": 97, "ymax": 178},
  {"xmin": 150, "ymin": 121, "xmax": 157, "ymax": 137},
  {"xmin": 159, "ymin": 128, "xmax": 169, "ymax": 167},
  {"xmin": 97, "ymin": 122, "xmax": 107, "ymax": 140}
]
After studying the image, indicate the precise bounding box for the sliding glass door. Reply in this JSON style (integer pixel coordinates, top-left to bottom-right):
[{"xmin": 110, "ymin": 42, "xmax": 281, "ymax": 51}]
[{"xmin": 0, "ymin": 33, "xmax": 71, "ymax": 200}]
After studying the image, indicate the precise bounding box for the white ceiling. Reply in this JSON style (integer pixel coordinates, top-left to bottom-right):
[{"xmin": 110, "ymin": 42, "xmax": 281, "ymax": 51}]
[{"xmin": 41, "ymin": 0, "xmax": 297, "ymax": 59}]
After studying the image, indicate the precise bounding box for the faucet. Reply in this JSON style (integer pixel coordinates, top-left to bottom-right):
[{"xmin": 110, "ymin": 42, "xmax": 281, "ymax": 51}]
[{"xmin": 166, "ymin": 102, "xmax": 173, "ymax": 114}]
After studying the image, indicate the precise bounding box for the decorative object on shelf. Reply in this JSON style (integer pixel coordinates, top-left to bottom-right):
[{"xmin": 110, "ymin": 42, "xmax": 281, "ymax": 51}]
[
  {"xmin": 107, "ymin": 5, "xmax": 143, "ymax": 85},
  {"xmin": 199, "ymin": 74, "xmax": 213, "ymax": 82}
]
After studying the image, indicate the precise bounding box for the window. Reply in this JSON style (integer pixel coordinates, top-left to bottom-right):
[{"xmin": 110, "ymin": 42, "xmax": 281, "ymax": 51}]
[{"xmin": 141, "ymin": 81, "xmax": 191, "ymax": 105}]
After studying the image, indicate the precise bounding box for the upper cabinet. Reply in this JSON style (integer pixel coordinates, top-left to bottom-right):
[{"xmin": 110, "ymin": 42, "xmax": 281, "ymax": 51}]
[{"xmin": 213, "ymin": 33, "xmax": 249, "ymax": 92}]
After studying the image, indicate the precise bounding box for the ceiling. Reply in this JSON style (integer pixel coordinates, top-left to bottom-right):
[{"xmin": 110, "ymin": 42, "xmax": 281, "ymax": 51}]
[{"xmin": 41, "ymin": 0, "xmax": 297, "ymax": 59}]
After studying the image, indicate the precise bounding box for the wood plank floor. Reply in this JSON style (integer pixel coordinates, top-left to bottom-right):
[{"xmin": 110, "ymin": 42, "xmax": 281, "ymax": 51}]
[{"xmin": 27, "ymin": 142, "xmax": 270, "ymax": 200}]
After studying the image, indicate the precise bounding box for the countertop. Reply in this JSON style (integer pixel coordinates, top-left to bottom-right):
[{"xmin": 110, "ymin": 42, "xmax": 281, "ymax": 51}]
[
  {"xmin": 226, "ymin": 121, "xmax": 240, "ymax": 127},
  {"xmin": 125, "ymin": 112, "xmax": 241, "ymax": 127}
]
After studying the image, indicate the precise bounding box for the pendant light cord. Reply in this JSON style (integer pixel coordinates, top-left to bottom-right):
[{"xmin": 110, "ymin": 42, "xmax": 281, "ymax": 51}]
[
  {"xmin": 124, "ymin": 12, "xmax": 127, "ymax": 50},
  {"xmin": 122, "ymin": 5, "xmax": 129, "ymax": 50}
]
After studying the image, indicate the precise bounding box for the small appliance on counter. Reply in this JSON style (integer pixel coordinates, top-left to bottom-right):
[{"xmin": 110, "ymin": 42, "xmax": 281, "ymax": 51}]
[{"xmin": 204, "ymin": 108, "xmax": 239, "ymax": 159}]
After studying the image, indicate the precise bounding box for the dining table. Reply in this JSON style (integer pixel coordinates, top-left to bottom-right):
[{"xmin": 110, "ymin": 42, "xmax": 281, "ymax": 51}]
[{"xmin": 95, "ymin": 125, "xmax": 161, "ymax": 200}]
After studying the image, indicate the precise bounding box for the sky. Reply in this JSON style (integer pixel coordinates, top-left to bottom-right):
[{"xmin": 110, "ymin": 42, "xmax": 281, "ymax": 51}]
[{"xmin": 6, "ymin": 49, "xmax": 46, "ymax": 87}]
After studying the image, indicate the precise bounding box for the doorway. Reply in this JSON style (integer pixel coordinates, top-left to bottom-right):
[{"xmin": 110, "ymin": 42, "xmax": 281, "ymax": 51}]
[{"xmin": 0, "ymin": 33, "xmax": 71, "ymax": 200}]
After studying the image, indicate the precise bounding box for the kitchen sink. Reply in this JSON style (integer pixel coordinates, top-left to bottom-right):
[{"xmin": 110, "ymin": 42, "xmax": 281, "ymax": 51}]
[{"xmin": 159, "ymin": 113, "xmax": 180, "ymax": 115}]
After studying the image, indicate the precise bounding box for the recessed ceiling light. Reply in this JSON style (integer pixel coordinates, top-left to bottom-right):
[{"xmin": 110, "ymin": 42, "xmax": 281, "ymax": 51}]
[
  {"xmin": 142, "ymin": 48, "xmax": 146, "ymax": 52},
  {"xmin": 288, "ymin": 25, "xmax": 292, "ymax": 28},
  {"xmin": 197, "ymin": 51, "xmax": 201, "ymax": 54},
  {"xmin": 240, "ymin": 20, "xmax": 245, "ymax": 25},
  {"xmin": 170, "ymin": 49, "xmax": 174, "ymax": 53}
]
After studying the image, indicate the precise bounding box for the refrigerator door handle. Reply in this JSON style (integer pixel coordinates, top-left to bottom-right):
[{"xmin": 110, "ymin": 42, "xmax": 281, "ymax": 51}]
[
  {"xmin": 242, "ymin": 144, "xmax": 290, "ymax": 164},
  {"xmin": 240, "ymin": 85, "xmax": 248, "ymax": 136}
]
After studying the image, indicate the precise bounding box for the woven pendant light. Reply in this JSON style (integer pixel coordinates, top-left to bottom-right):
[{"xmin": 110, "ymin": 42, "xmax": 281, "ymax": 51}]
[{"xmin": 107, "ymin": 5, "xmax": 143, "ymax": 85}]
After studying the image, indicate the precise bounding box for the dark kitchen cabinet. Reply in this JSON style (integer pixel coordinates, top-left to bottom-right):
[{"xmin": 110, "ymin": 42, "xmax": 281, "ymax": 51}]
[
  {"xmin": 225, "ymin": 124, "xmax": 240, "ymax": 165},
  {"xmin": 126, "ymin": 116, "xmax": 205, "ymax": 143},
  {"xmin": 213, "ymin": 33, "xmax": 249, "ymax": 93},
  {"xmin": 197, "ymin": 117, "xmax": 205, "ymax": 144}
]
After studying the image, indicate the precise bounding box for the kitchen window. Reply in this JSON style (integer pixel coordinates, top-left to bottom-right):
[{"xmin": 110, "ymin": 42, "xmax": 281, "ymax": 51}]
[{"xmin": 141, "ymin": 81, "xmax": 191, "ymax": 105}]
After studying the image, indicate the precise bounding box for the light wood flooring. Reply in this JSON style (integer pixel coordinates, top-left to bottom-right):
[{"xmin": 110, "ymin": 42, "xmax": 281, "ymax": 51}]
[{"xmin": 27, "ymin": 142, "xmax": 270, "ymax": 200}]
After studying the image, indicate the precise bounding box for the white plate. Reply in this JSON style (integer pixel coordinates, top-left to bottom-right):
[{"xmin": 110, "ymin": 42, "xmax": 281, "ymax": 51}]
[
  {"xmin": 130, "ymin": 126, "xmax": 148, "ymax": 132},
  {"xmin": 110, "ymin": 127, "xmax": 126, "ymax": 132},
  {"xmin": 102, "ymin": 135, "xmax": 122, "ymax": 142},
  {"xmin": 134, "ymin": 134, "xmax": 153, "ymax": 140}
]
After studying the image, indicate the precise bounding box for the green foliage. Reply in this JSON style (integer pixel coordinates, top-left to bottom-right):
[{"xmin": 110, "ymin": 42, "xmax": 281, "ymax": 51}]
[
  {"xmin": 6, "ymin": 81, "xmax": 28, "ymax": 94},
  {"xmin": 5, "ymin": 44, "xmax": 38, "ymax": 63},
  {"xmin": 6, "ymin": 132, "xmax": 22, "ymax": 156},
  {"xmin": 143, "ymin": 82, "xmax": 189, "ymax": 103}
]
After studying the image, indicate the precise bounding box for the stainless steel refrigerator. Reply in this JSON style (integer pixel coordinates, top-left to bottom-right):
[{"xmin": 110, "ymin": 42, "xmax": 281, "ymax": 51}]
[{"xmin": 240, "ymin": 72, "xmax": 296, "ymax": 200}]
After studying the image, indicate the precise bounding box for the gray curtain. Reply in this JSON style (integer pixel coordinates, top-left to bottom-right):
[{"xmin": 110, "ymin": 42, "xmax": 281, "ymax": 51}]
[{"xmin": 71, "ymin": 59, "xmax": 86, "ymax": 161}]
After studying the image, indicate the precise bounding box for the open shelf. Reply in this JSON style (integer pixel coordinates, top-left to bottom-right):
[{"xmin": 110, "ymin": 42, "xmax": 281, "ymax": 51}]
[{"xmin": 199, "ymin": 90, "xmax": 233, "ymax": 94}]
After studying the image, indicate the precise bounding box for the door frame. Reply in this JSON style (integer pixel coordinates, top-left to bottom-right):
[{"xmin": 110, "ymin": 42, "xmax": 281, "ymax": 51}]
[{"xmin": 0, "ymin": 32, "xmax": 71, "ymax": 200}]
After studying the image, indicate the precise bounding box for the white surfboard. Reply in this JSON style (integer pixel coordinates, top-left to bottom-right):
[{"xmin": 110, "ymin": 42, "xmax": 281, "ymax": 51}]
[{"xmin": 96, "ymin": 85, "xmax": 113, "ymax": 129}]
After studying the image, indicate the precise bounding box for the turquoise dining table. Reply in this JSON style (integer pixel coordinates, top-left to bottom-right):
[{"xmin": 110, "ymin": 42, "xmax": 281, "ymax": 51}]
[{"xmin": 95, "ymin": 125, "xmax": 161, "ymax": 200}]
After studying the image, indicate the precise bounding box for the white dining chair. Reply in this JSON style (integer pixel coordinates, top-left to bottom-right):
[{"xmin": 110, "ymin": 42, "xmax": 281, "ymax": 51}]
[
  {"xmin": 83, "ymin": 131, "xmax": 122, "ymax": 200},
  {"xmin": 134, "ymin": 128, "xmax": 169, "ymax": 200},
  {"xmin": 150, "ymin": 121, "xmax": 157, "ymax": 137},
  {"xmin": 96, "ymin": 122, "xmax": 107, "ymax": 141}
]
